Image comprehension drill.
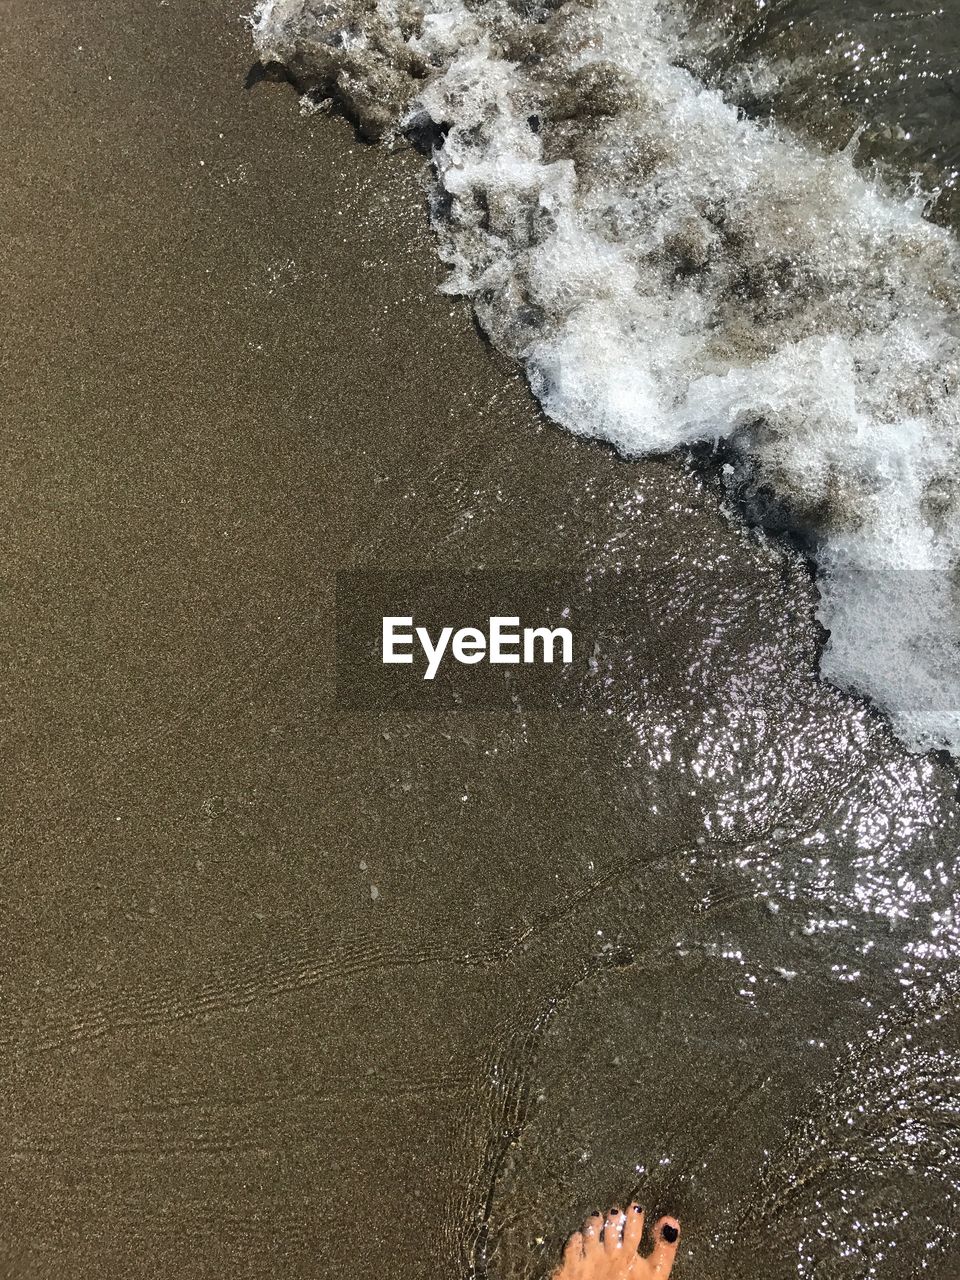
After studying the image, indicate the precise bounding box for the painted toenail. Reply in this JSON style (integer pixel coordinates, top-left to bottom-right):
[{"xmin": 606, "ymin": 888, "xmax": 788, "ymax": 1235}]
[
  {"xmin": 591, "ymin": 1210, "xmax": 601, "ymax": 1218},
  {"xmin": 661, "ymin": 1224, "xmax": 679, "ymax": 1244},
  {"xmin": 610, "ymin": 1207, "xmax": 619, "ymax": 1214},
  {"xmin": 634, "ymin": 1206, "xmax": 643, "ymax": 1213}
]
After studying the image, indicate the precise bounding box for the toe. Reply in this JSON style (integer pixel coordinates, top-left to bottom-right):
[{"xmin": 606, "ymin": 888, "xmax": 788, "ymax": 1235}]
[
  {"xmin": 622, "ymin": 1202, "xmax": 645, "ymax": 1252},
  {"xmin": 553, "ymin": 1230, "xmax": 584, "ymax": 1277},
  {"xmin": 603, "ymin": 1206, "xmax": 625, "ymax": 1253},
  {"xmin": 648, "ymin": 1217, "xmax": 681, "ymax": 1276},
  {"xmin": 582, "ymin": 1210, "xmax": 604, "ymax": 1257}
]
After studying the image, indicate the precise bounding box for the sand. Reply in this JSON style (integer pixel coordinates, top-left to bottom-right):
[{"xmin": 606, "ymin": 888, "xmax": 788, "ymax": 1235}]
[{"xmin": 5, "ymin": 3, "xmax": 960, "ymax": 1279}]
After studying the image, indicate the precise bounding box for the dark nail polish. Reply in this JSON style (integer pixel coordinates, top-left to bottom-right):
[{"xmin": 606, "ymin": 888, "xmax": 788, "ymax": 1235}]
[
  {"xmin": 591, "ymin": 1210, "xmax": 601, "ymax": 1218},
  {"xmin": 610, "ymin": 1207, "xmax": 619, "ymax": 1214},
  {"xmin": 662, "ymin": 1224, "xmax": 679, "ymax": 1244},
  {"xmin": 634, "ymin": 1205, "xmax": 643, "ymax": 1214}
]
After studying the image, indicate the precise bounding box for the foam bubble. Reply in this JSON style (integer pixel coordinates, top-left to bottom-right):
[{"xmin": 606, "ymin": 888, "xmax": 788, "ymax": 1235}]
[{"xmin": 254, "ymin": 0, "xmax": 960, "ymax": 752}]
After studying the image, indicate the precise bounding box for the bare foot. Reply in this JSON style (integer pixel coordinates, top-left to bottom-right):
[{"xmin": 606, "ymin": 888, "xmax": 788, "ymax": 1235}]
[{"xmin": 552, "ymin": 1203, "xmax": 681, "ymax": 1279}]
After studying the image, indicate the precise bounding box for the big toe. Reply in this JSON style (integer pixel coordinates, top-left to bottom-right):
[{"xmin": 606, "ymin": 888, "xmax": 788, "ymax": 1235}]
[{"xmin": 648, "ymin": 1217, "xmax": 681, "ymax": 1276}]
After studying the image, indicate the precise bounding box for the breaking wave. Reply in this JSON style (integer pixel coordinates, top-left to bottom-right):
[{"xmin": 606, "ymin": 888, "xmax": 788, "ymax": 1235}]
[{"xmin": 253, "ymin": 0, "xmax": 960, "ymax": 753}]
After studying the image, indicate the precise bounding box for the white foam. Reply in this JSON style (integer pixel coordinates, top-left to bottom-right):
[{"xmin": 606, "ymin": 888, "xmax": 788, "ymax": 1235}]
[{"xmin": 254, "ymin": 0, "xmax": 960, "ymax": 752}]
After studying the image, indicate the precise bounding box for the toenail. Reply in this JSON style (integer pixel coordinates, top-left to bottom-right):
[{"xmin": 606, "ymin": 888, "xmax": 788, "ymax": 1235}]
[
  {"xmin": 633, "ymin": 1206, "xmax": 643, "ymax": 1214},
  {"xmin": 591, "ymin": 1210, "xmax": 601, "ymax": 1218},
  {"xmin": 661, "ymin": 1225, "xmax": 679, "ymax": 1244},
  {"xmin": 610, "ymin": 1207, "xmax": 619, "ymax": 1214}
]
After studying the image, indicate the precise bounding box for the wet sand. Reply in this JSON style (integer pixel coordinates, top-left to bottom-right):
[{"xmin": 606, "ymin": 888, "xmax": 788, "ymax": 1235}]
[{"xmin": 5, "ymin": 3, "xmax": 960, "ymax": 1279}]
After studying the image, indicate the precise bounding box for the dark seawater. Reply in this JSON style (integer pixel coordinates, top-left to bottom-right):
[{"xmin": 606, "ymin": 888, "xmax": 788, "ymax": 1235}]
[
  {"xmin": 257, "ymin": 0, "xmax": 960, "ymax": 756},
  {"xmin": 685, "ymin": 0, "xmax": 960, "ymax": 225},
  {"xmin": 252, "ymin": 3, "xmax": 960, "ymax": 1276},
  {"xmin": 471, "ymin": 527, "xmax": 960, "ymax": 1280}
]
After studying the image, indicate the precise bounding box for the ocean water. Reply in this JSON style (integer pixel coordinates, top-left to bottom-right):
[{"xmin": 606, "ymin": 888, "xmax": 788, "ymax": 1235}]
[
  {"xmin": 245, "ymin": 3, "xmax": 960, "ymax": 1277},
  {"xmin": 253, "ymin": 0, "xmax": 960, "ymax": 754}
]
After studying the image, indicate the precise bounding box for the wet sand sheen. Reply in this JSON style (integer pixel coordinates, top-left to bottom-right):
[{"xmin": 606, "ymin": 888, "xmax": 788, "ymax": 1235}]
[{"xmin": 4, "ymin": 3, "xmax": 960, "ymax": 1279}]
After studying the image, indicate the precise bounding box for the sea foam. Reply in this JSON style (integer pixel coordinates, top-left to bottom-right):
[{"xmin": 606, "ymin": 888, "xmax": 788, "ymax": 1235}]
[{"xmin": 254, "ymin": 0, "xmax": 960, "ymax": 753}]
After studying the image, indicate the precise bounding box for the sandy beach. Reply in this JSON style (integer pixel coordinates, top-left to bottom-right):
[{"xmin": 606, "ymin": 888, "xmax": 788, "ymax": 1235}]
[{"xmin": 5, "ymin": 3, "xmax": 960, "ymax": 1278}]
